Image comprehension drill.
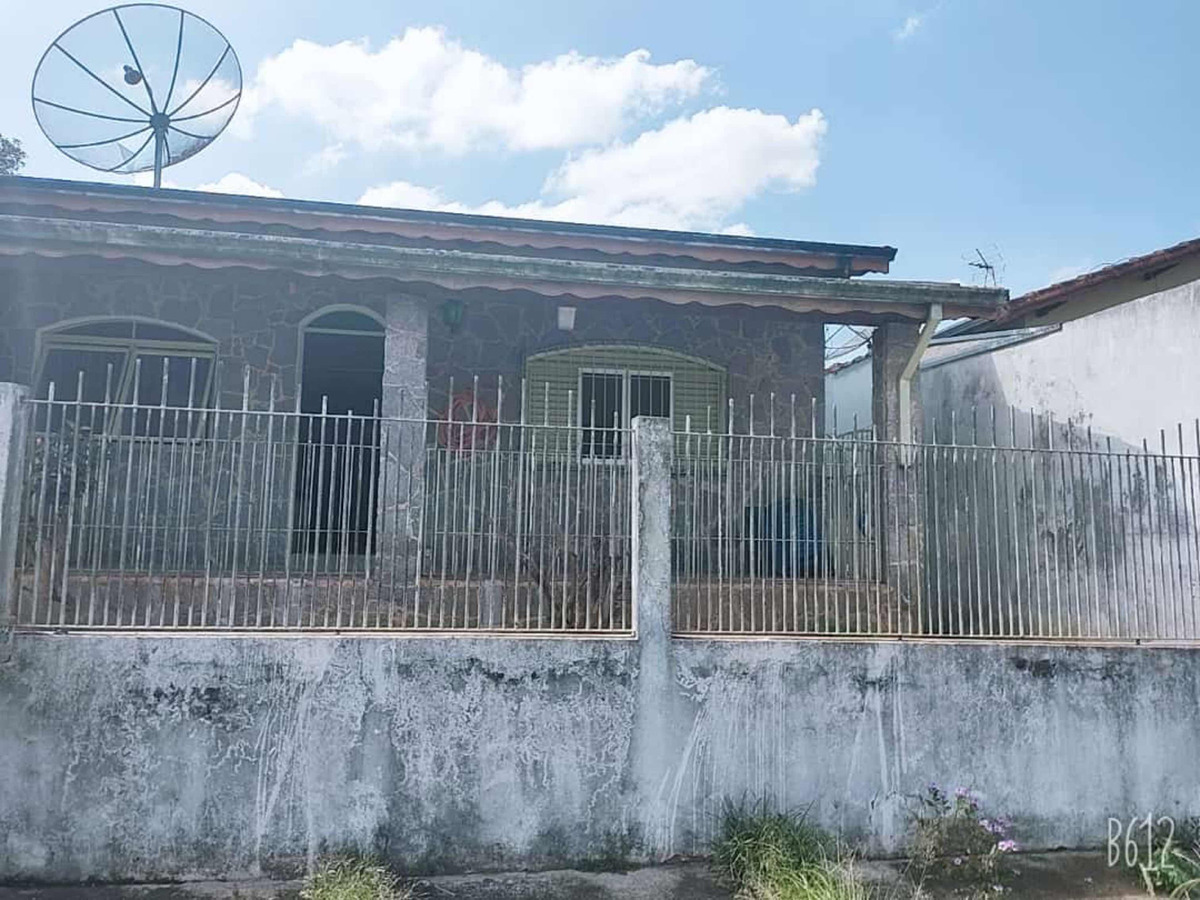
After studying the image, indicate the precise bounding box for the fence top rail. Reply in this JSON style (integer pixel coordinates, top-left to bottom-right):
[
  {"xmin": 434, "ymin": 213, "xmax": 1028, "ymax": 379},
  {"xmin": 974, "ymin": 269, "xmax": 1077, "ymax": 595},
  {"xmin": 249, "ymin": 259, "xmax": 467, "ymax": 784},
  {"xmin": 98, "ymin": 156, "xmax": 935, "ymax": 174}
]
[
  {"xmin": 673, "ymin": 428, "xmax": 1200, "ymax": 464},
  {"xmin": 24, "ymin": 396, "xmax": 630, "ymax": 434},
  {"xmin": 26, "ymin": 366, "xmax": 637, "ymax": 431},
  {"xmin": 669, "ymin": 394, "xmax": 1200, "ymax": 461},
  {"xmin": 26, "ymin": 364, "xmax": 1200, "ymax": 460}
]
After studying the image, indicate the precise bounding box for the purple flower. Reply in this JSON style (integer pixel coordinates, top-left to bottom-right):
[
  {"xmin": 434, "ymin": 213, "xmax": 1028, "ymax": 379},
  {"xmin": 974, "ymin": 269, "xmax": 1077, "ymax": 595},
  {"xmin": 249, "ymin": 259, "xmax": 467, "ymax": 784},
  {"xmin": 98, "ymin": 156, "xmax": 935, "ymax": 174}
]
[
  {"xmin": 981, "ymin": 818, "xmax": 1007, "ymax": 836},
  {"xmin": 955, "ymin": 787, "xmax": 969, "ymax": 799},
  {"xmin": 997, "ymin": 840, "xmax": 1018, "ymax": 853}
]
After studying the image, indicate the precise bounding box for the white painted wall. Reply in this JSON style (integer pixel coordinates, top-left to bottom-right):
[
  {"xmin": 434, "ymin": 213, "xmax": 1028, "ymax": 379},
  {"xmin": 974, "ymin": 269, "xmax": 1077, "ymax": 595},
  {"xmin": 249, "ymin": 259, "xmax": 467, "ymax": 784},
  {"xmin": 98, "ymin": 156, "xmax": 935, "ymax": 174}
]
[
  {"xmin": 924, "ymin": 278, "xmax": 1200, "ymax": 449},
  {"xmin": 824, "ymin": 356, "xmax": 872, "ymax": 435}
]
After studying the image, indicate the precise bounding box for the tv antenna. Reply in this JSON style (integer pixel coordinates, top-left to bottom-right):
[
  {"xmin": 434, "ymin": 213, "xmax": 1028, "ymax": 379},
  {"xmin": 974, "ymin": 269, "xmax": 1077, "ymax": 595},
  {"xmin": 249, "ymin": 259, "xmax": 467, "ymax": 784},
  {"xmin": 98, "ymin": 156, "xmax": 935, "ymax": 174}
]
[
  {"xmin": 32, "ymin": 4, "xmax": 242, "ymax": 188},
  {"xmin": 967, "ymin": 247, "xmax": 998, "ymax": 287}
]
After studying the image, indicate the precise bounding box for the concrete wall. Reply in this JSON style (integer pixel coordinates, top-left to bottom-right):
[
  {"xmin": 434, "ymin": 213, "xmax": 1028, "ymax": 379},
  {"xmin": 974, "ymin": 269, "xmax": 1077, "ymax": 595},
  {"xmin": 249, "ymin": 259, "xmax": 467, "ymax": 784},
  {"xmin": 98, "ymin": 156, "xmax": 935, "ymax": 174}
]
[
  {"xmin": 917, "ymin": 280, "xmax": 1200, "ymax": 639},
  {"xmin": 2, "ymin": 634, "xmax": 1199, "ymax": 882},
  {"xmin": 922, "ymin": 278, "xmax": 1200, "ymax": 450}
]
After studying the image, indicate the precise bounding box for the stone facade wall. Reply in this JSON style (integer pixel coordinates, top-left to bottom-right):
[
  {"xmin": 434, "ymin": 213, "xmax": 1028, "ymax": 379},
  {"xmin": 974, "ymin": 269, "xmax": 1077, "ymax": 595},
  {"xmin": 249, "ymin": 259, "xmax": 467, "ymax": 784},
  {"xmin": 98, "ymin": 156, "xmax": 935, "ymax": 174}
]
[
  {"xmin": 1, "ymin": 256, "xmax": 825, "ymax": 431},
  {"xmin": 0, "ymin": 255, "xmax": 392, "ymax": 410},
  {"xmin": 426, "ymin": 290, "xmax": 825, "ymax": 434}
]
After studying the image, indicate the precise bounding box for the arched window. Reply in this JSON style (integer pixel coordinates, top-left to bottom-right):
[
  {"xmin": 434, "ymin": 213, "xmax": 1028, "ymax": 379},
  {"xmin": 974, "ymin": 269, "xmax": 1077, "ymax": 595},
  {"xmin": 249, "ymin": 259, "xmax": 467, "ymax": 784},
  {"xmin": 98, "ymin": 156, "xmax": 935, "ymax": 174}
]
[{"xmin": 35, "ymin": 318, "xmax": 217, "ymax": 435}]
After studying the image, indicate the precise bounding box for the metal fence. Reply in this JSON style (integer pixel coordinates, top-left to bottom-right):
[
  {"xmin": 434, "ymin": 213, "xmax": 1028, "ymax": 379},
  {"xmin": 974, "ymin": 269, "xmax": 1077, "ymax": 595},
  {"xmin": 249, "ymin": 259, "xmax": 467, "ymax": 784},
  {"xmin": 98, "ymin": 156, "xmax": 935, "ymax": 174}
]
[
  {"xmin": 13, "ymin": 368, "xmax": 1200, "ymax": 643},
  {"xmin": 672, "ymin": 404, "xmax": 1200, "ymax": 642},
  {"xmin": 11, "ymin": 375, "xmax": 631, "ymax": 632}
]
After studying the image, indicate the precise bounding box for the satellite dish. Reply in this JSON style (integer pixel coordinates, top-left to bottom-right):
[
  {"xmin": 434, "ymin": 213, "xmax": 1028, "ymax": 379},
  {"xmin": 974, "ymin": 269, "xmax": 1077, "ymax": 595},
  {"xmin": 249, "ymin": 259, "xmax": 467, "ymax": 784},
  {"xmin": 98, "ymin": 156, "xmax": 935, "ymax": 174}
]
[{"xmin": 32, "ymin": 4, "xmax": 242, "ymax": 188}]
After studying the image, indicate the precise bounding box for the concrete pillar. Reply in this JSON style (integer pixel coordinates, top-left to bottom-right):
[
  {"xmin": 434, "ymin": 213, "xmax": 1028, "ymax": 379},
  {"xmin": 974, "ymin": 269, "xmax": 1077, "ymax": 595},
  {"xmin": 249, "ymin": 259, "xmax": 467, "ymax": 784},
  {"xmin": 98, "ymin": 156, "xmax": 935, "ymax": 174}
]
[
  {"xmin": 629, "ymin": 416, "xmax": 677, "ymax": 856},
  {"xmin": 871, "ymin": 324, "xmax": 924, "ymax": 605},
  {"xmin": 0, "ymin": 384, "xmax": 30, "ymax": 629},
  {"xmin": 871, "ymin": 322, "xmax": 922, "ymax": 444},
  {"xmin": 379, "ymin": 296, "xmax": 428, "ymax": 599}
]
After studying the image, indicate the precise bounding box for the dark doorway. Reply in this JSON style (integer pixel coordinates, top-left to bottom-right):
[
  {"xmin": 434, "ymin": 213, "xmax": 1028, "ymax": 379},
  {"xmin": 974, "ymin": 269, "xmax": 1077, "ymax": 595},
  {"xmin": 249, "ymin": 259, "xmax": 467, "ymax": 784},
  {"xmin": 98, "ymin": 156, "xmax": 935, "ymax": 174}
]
[{"xmin": 292, "ymin": 310, "xmax": 385, "ymax": 559}]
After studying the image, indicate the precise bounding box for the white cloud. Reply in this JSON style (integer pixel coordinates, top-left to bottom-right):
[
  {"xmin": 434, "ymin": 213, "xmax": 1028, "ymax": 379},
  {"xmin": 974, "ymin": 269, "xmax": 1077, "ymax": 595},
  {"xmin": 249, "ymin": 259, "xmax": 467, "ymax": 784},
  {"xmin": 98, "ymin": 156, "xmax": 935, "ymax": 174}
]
[
  {"xmin": 358, "ymin": 106, "xmax": 825, "ymax": 233},
  {"xmin": 303, "ymin": 143, "xmax": 349, "ymax": 174},
  {"xmin": 130, "ymin": 171, "xmax": 283, "ymax": 198},
  {"xmin": 237, "ymin": 27, "xmax": 711, "ymax": 155},
  {"xmin": 895, "ymin": 14, "xmax": 923, "ymax": 41},
  {"xmin": 193, "ymin": 173, "xmax": 284, "ymax": 198}
]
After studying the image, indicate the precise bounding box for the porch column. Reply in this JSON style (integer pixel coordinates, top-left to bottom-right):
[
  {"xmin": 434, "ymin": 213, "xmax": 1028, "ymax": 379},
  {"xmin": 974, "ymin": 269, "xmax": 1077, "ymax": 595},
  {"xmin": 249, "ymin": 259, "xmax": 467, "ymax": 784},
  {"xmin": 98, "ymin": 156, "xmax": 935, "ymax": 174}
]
[
  {"xmin": 871, "ymin": 323, "xmax": 924, "ymax": 609},
  {"xmin": 0, "ymin": 383, "xmax": 30, "ymax": 630},
  {"xmin": 379, "ymin": 295, "xmax": 428, "ymax": 609}
]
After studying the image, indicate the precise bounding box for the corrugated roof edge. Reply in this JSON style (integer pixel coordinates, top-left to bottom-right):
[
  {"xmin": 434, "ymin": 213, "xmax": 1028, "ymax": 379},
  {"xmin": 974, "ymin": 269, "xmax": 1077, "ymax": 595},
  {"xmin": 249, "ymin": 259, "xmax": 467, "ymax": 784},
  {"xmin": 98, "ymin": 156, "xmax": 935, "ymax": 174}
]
[{"xmin": 0, "ymin": 175, "xmax": 898, "ymax": 261}]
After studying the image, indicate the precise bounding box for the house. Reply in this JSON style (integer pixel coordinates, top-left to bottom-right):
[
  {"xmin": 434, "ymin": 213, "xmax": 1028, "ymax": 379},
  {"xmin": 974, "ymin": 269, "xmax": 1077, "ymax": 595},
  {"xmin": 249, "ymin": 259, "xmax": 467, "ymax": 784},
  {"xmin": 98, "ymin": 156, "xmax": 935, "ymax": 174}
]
[
  {"xmin": 8, "ymin": 179, "xmax": 1200, "ymax": 885},
  {"xmin": 829, "ymin": 236, "xmax": 1200, "ymax": 448},
  {"xmin": 0, "ymin": 175, "xmax": 1006, "ymax": 633}
]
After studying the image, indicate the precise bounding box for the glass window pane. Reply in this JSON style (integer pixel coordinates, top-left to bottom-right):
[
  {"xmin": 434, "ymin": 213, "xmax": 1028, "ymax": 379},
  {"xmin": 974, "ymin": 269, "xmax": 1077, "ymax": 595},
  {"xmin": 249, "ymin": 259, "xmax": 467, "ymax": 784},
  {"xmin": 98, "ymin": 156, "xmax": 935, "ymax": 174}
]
[
  {"xmin": 580, "ymin": 372, "xmax": 623, "ymax": 458},
  {"xmin": 306, "ymin": 310, "xmax": 385, "ymax": 333},
  {"xmin": 38, "ymin": 347, "xmax": 128, "ymax": 402},
  {"xmin": 35, "ymin": 347, "xmax": 129, "ymax": 432},
  {"xmin": 131, "ymin": 322, "xmax": 209, "ymax": 342},
  {"xmin": 55, "ymin": 320, "xmax": 136, "ymax": 339},
  {"xmin": 630, "ymin": 374, "xmax": 671, "ymax": 420},
  {"xmin": 126, "ymin": 354, "xmax": 214, "ymax": 437}
]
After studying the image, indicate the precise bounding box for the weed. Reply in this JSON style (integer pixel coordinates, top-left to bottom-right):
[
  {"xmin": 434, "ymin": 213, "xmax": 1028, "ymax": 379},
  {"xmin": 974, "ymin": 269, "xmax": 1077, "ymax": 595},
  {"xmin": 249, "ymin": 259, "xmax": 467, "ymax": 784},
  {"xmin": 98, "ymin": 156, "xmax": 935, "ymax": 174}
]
[
  {"xmin": 711, "ymin": 800, "xmax": 870, "ymax": 900},
  {"xmin": 1136, "ymin": 818, "xmax": 1200, "ymax": 898},
  {"xmin": 300, "ymin": 856, "xmax": 412, "ymax": 900},
  {"xmin": 909, "ymin": 784, "xmax": 1017, "ymax": 893}
]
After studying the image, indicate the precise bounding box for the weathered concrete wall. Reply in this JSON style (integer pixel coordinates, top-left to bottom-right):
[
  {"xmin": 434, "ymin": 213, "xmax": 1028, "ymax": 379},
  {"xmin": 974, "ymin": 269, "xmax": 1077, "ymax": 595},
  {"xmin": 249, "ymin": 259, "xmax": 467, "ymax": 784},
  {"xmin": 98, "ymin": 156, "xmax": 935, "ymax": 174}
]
[
  {"xmin": 922, "ymin": 278, "xmax": 1200, "ymax": 450},
  {"xmin": 2, "ymin": 634, "xmax": 1199, "ymax": 882},
  {"xmin": 918, "ymin": 281, "xmax": 1200, "ymax": 639}
]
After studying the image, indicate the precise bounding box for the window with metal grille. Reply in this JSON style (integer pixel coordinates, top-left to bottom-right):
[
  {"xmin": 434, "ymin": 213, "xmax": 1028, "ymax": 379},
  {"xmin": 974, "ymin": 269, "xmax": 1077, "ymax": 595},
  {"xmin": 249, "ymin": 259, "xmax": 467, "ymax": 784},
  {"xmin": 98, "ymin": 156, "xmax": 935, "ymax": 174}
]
[{"xmin": 579, "ymin": 370, "xmax": 672, "ymax": 458}]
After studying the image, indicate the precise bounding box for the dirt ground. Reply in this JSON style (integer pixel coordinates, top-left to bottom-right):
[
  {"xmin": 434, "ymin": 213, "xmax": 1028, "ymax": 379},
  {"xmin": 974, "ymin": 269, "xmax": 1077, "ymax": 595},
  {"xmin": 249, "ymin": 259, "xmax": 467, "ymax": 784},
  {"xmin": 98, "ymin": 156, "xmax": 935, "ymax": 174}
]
[{"xmin": 0, "ymin": 853, "xmax": 1156, "ymax": 899}]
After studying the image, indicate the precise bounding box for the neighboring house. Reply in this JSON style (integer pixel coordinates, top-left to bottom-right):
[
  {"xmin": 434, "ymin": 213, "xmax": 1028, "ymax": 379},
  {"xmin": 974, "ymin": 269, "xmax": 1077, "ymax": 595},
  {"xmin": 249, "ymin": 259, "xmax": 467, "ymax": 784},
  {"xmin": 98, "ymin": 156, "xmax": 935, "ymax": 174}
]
[
  {"xmin": 827, "ymin": 236, "xmax": 1200, "ymax": 449},
  {"xmin": 924, "ymin": 236, "xmax": 1200, "ymax": 449},
  {"xmin": 823, "ymin": 355, "xmax": 872, "ymax": 436},
  {"xmin": 826, "ymin": 238, "xmax": 1200, "ymax": 646}
]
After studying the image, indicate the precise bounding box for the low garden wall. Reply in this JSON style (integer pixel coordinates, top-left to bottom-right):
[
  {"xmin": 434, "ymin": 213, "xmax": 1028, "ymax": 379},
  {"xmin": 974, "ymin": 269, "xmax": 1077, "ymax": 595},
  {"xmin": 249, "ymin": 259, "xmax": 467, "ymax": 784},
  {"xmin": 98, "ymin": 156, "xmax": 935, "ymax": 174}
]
[{"xmin": 1, "ymin": 632, "xmax": 1198, "ymax": 882}]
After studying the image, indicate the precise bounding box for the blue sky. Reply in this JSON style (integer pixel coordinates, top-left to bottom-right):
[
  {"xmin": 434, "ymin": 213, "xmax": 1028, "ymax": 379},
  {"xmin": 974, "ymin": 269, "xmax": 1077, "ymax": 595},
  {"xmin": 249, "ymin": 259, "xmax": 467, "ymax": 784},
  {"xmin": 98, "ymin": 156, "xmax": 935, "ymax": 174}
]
[{"xmin": 5, "ymin": 0, "xmax": 1198, "ymax": 296}]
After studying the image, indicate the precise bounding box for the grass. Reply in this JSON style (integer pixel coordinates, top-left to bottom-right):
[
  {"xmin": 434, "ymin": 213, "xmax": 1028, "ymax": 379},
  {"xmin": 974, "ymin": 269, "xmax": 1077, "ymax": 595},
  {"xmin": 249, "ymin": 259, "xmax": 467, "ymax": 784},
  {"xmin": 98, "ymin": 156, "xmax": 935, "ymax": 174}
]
[
  {"xmin": 711, "ymin": 801, "xmax": 873, "ymax": 900},
  {"xmin": 299, "ymin": 856, "xmax": 412, "ymax": 900}
]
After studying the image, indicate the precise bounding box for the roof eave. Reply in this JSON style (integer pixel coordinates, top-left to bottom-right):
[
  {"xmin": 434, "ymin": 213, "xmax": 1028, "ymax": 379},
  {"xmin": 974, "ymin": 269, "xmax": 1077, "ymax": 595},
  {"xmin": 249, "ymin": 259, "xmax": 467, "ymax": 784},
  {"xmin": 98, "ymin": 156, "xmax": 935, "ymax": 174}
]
[
  {"xmin": 0, "ymin": 212, "xmax": 1006, "ymax": 321},
  {"xmin": 0, "ymin": 176, "xmax": 898, "ymax": 275}
]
